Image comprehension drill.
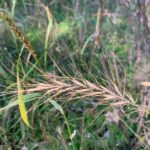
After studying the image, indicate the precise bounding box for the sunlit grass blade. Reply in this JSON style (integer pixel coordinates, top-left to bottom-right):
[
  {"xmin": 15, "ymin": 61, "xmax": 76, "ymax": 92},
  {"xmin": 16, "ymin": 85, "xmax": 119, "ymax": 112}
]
[
  {"xmin": 17, "ymin": 66, "xmax": 31, "ymax": 127},
  {"xmin": 44, "ymin": 6, "xmax": 56, "ymax": 68}
]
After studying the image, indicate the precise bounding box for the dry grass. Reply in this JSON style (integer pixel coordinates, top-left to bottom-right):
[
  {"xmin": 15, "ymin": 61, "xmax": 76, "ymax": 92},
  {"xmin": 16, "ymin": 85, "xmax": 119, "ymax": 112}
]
[
  {"xmin": 23, "ymin": 73, "xmax": 136, "ymax": 108},
  {"xmin": 0, "ymin": 4, "xmax": 150, "ymax": 149}
]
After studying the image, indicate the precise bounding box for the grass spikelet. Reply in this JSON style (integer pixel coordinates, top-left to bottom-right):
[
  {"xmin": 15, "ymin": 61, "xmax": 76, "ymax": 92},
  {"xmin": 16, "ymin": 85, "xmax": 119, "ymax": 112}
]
[{"xmin": 0, "ymin": 11, "xmax": 41, "ymax": 66}]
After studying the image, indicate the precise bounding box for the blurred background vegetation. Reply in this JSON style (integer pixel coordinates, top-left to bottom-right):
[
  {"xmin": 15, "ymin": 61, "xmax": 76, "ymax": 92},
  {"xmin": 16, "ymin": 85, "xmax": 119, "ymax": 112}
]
[{"xmin": 0, "ymin": 0, "xmax": 150, "ymax": 149}]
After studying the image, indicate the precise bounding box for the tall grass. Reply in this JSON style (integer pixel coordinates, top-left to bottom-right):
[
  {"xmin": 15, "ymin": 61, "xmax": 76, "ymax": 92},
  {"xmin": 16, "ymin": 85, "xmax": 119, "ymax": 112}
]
[{"xmin": 0, "ymin": 4, "xmax": 150, "ymax": 149}]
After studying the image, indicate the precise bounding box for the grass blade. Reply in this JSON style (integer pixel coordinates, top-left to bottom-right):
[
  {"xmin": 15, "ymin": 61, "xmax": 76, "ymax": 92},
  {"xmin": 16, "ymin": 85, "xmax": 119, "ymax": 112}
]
[{"xmin": 17, "ymin": 66, "xmax": 31, "ymax": 127}]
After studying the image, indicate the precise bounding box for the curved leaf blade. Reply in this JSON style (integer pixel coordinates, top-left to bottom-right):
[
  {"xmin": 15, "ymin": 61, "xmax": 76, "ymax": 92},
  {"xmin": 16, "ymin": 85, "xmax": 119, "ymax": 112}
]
[{"xmin": 17, "ymin": 68, "xmax": 31, "ymax": 127}]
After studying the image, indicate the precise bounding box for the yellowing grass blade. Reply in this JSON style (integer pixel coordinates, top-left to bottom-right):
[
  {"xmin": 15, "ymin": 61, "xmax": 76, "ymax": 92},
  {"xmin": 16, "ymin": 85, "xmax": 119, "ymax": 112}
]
[
  {"xmin": 44, "ymin": 5, "xmax": 56, "ymax": 40},
  {"xmin": 17, "ymin": 68, "xmax": 31, "ymax": 127},
  {"xmin": 45, "ymin": 6, "xmax": 53, "ymax": 22}
]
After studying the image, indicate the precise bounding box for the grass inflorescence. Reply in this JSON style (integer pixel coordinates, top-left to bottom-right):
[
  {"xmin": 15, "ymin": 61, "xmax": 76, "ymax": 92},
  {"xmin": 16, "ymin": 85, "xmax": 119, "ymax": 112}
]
[{"xmin": 0, "ymin": 11, "xmax": 41, "ymax": 67}]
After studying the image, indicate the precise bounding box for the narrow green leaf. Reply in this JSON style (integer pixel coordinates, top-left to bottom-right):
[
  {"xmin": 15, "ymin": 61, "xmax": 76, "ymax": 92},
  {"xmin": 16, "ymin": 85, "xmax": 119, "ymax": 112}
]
[{"xmin": 48, "ymin": 99, "xmax": 64, "ymax": 115}]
